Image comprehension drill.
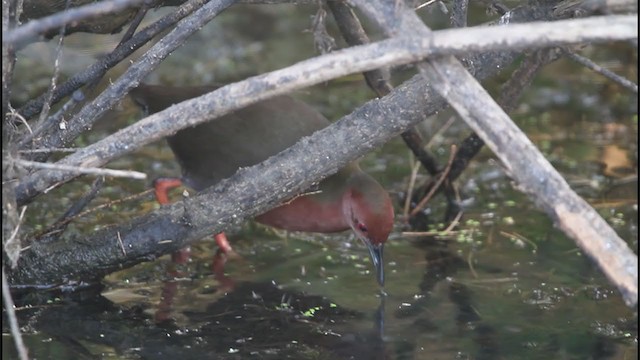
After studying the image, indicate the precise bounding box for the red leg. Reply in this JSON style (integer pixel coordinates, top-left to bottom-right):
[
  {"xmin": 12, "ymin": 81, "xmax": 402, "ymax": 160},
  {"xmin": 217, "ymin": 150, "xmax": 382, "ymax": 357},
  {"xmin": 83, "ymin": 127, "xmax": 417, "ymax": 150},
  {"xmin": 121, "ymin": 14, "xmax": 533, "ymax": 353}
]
[
  {"xmin": 153, "ymin": 178, "xmax": 235, "ymax": 258},
  {"xmin": 211, "ymin": 232, "xmax": 238, "ymax": 290},
  {"xmin": 153, "ymin": 177, "xmax": 183, "ymax": 205},
  {"xmin": 152, "ymin": 178, "xmax": 237, "ymax": 321},
  {"xmin": 214, "ymin": 233, "xmax": 232, "ymax": 254},
  {"xmin": 212, "ymin": 247, "xmax": 237, "ymax": 291},
  {"xmin": 155, "ymin": 268, "xmax": 182, "ymax": 323},
  {"xmin": 171, "ymin": 247, "xmax": 191, "ymax": 264},
  {"xmin": 154, "ymin": 178, "xmax": 193, "ymax": 263}
]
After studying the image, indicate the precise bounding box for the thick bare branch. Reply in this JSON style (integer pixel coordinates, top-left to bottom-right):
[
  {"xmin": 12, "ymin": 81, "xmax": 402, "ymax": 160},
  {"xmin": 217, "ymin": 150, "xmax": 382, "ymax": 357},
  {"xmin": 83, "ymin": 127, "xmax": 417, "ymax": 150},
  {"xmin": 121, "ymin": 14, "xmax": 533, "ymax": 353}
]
[
  {"xmin": 450, "ymin": 0, "xmax": 469, "ymax": 28},
  {"xmin": 447, "ymin": 49, "xmax": 562, "ymax": 183}
]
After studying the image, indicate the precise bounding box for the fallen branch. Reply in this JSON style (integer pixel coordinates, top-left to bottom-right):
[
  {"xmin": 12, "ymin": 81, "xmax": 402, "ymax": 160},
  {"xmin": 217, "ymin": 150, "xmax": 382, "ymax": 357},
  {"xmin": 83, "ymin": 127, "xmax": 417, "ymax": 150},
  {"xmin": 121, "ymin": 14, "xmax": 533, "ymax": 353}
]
[
  {"xmin": 410, "ymin": 145, "xmax": 457, "ymax": 217},
  {"xmin": 352, "ymin": 0, "xmax": 638, "ymax": 306},
  {"xmin": 13, "ymin": 14, "xmax": 637, "ymax": 205}
]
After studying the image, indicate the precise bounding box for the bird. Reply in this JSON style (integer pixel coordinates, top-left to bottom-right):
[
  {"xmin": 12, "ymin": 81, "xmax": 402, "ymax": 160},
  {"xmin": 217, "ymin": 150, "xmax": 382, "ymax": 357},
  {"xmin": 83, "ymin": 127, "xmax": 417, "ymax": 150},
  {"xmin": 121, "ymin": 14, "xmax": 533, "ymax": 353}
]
[{"xmin": 130, "ymin": 84, "xmax": 394, "ymax": 286}]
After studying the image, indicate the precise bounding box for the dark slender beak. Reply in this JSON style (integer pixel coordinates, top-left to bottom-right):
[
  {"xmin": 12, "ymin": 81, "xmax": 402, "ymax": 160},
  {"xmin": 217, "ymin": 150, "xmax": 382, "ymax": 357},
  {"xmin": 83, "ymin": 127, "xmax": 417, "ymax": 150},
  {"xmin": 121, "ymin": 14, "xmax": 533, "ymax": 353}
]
[{"xmin": 365, "ymin": 242, "xmax": 385, "ymax": 287}]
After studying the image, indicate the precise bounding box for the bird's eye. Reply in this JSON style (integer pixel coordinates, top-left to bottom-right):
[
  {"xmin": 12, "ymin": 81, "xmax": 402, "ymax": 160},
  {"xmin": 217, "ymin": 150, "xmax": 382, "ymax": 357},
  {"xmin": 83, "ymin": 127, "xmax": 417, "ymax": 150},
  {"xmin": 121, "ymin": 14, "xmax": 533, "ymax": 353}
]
[{"xmin": 357, "ymin": 223, "xmax": 368, "ymax": 233}]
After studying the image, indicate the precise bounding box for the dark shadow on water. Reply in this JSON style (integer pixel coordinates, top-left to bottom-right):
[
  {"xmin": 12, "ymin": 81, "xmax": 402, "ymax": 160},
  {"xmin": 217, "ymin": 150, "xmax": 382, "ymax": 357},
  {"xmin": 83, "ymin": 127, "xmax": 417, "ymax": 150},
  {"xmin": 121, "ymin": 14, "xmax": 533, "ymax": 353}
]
[
  {"xmin": 5, "ymin": 279, "xmax": 395, "ymax": 359},
  {"xmin": 390, "ymin": 240, "xmax": 502, "ymax": 359}
]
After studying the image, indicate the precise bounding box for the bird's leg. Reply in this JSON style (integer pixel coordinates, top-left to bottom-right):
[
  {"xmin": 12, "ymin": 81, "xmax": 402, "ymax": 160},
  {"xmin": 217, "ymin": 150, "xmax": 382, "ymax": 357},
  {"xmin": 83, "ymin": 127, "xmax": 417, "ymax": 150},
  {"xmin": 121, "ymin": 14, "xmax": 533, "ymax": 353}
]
[
  {"xmin": 154, "ymin": 265, "xmax": 183, "ymax": 323},
  {"xmin": 211, "ymin": 232, "xmax": 242, "ymax": 291},
  {"xmin": 154, "ymin": 177, "xmax": 192, "ymax": 263},
  {"xmin": 152, "ymin": 178, "xmax": 237, "ymax": 320},
  {"xmin": 211, "ymin": 246, "xmax": 236, "ymax": 290},
  {"xmin": 214, "ymin": 232, "xmax": 232, "ymax": 254},
  {"xmin": 154, "ymin": 178, "xmax": 236, "ymax": 260},
  {"xmin": 153, "ymin": 177, "xmax": 183, "ymax": 205}
]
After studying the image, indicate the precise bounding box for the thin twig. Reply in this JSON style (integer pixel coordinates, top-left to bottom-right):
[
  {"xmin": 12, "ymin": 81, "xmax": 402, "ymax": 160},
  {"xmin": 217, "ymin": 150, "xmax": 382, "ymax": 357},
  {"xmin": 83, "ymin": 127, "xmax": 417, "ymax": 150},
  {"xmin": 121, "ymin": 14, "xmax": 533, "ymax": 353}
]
[
  {"xmin": 30, "ymin": 188, "xmax": 153, "ymax": 241},
  {"xmin": 415, "ymin": 0, "xmax": 437, "ymax": 11},
  {"xmin": 484, "ymin": 224, "xmax": 494, "ymax": 245},
  {"xmin": 28, "ymin": 0, "xmax": 236, "ymax": 156},
  {"xmin": 442, "ymin": 210, "xmax": 463, "ymax": 233},
  {"xmin": 34, "ymin": 177, "xmax": 105, "ymax": 243},
  {"xmin": 499, "ymin": 230, "xmax": 538, "ymax": 251},
  {"xmin": 459, "ymin": 277, "xmax": 518, "ymax": 284},
  {"xmin": 19, "ymin": 91, "xmax": 85, "ymax": 149},
  {"xmin": 402, "ymin": 158, "xmax": 421, "ymax": 219},
  {"xmin": 35, "ymin": 0, "xmax": 69, "ymax": 131},
  {"xmin": 3, "ymin": 0, "xmax": 145, "ymax": 45},
  {"xmin": 467, "ymin": 250, "xmax": 478, "ymax": 278},
  {"xmin": 14, "ymin": 147, "xmax": 79, "ymax": 153},
  {"xmin": 411, "ymin": 144, "xmax": 458, "ymax": 217},
  {"xmin": 17, "ymin": 0, "xmax": 207, "ymax": 121},
  {"xmin": 424, "ymin": 115, "xmax": 456, "ymax": 149},
  {"xmin": 404, "ymin": 208, "xmax": 462, "ymax": 236},
  {"xmin": 309, "ymin": 2, "xmax": 335, "ymax": 54},
  {"xmin": 2, "ymin": 267, "xmax": 29, "ymax": 360},
  {"xmin": 401, "ymin": 230, "xmax": 460, "ymax": 237},
  {"xmin": 7, "ymin": 206, "xmax": 27, "ymax": 250},
  {"xmin": 117, "ymin": 231, "xmax": 126, "ymax": 255},
  {"xmin": 564, "ymin": 49, "xmax": 638, "ymax": 93},
  {"xmin": 7, "ymin": 106, "xmax": 32, "ymax": 134},
  {"xmin": 116, "ymin": 1, "xmax": 150, "ymax": 47},
  {"xmin": 401, "ymin": 208, "xmax": 463, "ymax": 237},
  {"xmin": 14, "ymin": 159, "xmax": 147, "ymax": 179}
]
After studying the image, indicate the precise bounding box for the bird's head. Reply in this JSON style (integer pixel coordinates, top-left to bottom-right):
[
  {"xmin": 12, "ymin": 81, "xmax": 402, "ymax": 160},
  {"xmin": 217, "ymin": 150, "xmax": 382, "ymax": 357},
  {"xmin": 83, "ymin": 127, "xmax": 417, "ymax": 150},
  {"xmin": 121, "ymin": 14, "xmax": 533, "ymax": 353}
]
[{"xmin": 342, "ymin": 173, "xmax": 394, "ymax": 287}]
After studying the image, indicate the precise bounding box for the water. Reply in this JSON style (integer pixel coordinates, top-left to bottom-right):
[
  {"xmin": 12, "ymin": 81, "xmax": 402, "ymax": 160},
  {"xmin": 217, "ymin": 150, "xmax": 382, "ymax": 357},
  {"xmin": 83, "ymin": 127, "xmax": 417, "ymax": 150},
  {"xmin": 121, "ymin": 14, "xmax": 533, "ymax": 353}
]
[{"xmin": 4, "ymin": 2, "xmax": 637, "ymax": 359}]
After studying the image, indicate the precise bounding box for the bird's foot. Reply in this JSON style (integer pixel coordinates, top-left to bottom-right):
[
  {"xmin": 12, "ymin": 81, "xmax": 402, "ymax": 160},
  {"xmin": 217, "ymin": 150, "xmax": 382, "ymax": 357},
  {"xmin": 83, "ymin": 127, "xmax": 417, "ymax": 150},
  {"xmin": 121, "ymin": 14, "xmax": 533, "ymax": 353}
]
[
  {"xmin": 153, "ymin": 177, "xmax": 183, "ymax": 205},
  {"xmin": 171, "ymin": 247, "xmax": 191, "ymax": 264},
  {"xmin": 212, "ymin": 248, "xmax": 238, "ymax": 291}
]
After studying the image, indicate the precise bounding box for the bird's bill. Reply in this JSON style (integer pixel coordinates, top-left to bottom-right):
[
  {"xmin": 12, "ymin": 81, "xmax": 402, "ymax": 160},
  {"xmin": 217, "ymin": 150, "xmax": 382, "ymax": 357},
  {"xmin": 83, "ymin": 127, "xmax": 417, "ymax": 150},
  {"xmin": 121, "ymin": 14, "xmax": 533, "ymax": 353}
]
[{"xmin": 365, "ymin": 241, "xmax": 384, "ymax": 287}]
